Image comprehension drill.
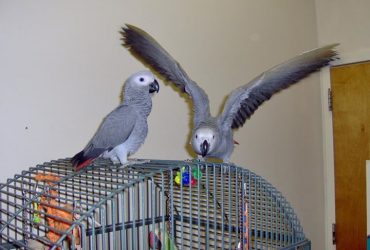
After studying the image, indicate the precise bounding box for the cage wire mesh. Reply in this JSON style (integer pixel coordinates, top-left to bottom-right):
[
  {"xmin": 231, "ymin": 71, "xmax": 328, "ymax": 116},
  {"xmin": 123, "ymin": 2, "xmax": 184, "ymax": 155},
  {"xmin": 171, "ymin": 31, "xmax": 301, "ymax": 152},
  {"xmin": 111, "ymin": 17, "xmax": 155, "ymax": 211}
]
[{"xmin": 0, "ymin": 158, "xmax": 310, "ymax": 250}]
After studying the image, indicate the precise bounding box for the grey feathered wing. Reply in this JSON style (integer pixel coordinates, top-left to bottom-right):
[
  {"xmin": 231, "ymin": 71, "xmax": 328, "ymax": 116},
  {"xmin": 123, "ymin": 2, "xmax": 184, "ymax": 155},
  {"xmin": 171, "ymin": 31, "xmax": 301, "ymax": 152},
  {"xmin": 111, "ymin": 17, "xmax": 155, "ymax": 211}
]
[
  {"xmin": 72, "ymin": 105, "xmax": 137, "ymax": 169},
  {"xmin": 218, "ymin": 44, "xmax": 339, "ymax": 130},
  {"xmin": 121, "ymin": 24, "xmax": 210, "ymax": 127}
]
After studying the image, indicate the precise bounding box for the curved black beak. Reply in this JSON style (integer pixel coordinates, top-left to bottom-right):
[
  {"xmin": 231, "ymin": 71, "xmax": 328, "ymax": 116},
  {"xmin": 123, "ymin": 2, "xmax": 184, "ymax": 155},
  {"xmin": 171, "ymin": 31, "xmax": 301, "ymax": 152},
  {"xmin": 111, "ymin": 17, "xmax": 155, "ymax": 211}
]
[
  {"xmin": 200, "ymin": 140, "xmax": 209, "ymax": 157},
  {"xmin": 149, "ymin": 79, "xmax": 160, "ymax": 93}
]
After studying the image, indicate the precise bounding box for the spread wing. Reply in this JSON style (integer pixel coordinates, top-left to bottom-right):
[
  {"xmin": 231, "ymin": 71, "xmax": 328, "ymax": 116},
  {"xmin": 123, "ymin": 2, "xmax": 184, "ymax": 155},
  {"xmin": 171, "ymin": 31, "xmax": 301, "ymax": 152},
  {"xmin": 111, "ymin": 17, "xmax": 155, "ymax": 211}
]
[
  {"xmin": 219, "ymin": 44, "xmax": 339, "ymax": 129},
  {"xmin": 121, "ymin": 24, "xmax": 211, "ymax": 126}
]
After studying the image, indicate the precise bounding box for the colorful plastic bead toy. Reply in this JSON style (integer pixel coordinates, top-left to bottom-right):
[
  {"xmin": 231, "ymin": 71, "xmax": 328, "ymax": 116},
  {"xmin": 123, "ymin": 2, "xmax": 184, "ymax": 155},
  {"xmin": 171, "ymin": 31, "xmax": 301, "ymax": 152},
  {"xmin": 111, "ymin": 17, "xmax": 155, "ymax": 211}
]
[{"xmin": 174, "ymin": 166, "xmax": 202, "ymax": 187}]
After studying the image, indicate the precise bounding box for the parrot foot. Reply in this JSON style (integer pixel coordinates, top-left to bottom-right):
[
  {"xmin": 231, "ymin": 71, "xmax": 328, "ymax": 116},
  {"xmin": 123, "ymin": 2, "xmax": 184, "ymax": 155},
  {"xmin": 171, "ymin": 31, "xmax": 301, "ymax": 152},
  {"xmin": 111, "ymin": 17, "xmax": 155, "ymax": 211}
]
[
  {"xmin": 221, "ymin": 162, "xmax": 236, "ymax": 173},
  {"xmin": 196, "ymin": 155, "xmax": 207, "ymax": 162},
  {"xmin": 222, "ymin": 165, "xmax": 230, "ymax": 174},
  {"xmin": 108, "ymin": 156, "xmax": 121, "ymax": 165},
  {"xmin": 184, "ymin": 158, "xmax": 200, "ymax": 163},
  {"xmin": 120, "ymin": 159, "xmax": 150, "ymax": 167}
]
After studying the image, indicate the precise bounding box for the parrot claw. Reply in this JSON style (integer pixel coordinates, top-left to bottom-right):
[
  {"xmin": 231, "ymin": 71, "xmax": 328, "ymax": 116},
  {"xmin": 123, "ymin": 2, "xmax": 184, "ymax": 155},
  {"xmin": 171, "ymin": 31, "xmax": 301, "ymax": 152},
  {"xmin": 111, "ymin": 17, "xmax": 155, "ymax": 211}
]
[
  {"xmin": 221, "ymin": 162, "xmax": 237, "ymax": 173},
  {"xmin": 196, "ymin": 155, "xmax": 206, "ymax": 162},
  {"xmin": 221, "ymin": 165, "xmax": 230, "ymax": 174},
  {"xmin": 121, "ymin": 159, "xmax": 151, "ymax": 167}
]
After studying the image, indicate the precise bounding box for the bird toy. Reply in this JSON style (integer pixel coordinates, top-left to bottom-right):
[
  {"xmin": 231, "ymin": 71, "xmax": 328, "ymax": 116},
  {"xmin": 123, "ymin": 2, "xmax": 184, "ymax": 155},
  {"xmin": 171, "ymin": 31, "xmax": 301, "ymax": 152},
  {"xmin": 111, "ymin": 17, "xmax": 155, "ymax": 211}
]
[
  {"xmin": 174, "ymin": 166, "xmax": 202, "ymax": 187},
  {"xmin": 237, "ymin": 202, "xmax": 249, "ymax": 250},
  {"xmin": 33, "ymin": 173, "xmax": 81, "ymax": 249},
  {"xmin": 148, "ymin": 226, "xmax": 177, "ymax": 250},
  {"xmin": 32, "ymin": 200, "xmax": 42, "ymax": 224}
]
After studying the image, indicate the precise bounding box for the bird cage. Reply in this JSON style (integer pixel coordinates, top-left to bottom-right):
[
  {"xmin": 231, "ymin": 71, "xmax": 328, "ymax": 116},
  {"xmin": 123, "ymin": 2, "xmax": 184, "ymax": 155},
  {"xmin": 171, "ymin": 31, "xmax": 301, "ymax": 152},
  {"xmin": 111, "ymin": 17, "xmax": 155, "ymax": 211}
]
[{"xmin": 0, "ymin": 158, "xmax": 310, "ymax": 250}]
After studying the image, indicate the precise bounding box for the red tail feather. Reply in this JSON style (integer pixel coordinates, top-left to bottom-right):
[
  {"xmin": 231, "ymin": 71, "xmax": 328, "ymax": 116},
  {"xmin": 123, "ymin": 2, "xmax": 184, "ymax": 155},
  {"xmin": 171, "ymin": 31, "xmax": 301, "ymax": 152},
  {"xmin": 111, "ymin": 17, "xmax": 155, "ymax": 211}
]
[{"xmin": 75, "ymin": 159, "xmax": 94, "ymax": 171}]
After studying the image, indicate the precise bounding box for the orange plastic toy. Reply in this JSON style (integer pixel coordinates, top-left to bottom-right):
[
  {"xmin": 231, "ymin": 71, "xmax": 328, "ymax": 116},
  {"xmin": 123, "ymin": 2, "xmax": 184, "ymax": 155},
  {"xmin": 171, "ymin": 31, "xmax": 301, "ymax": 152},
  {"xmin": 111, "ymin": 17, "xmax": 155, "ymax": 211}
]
[{"xmin": 34, "ymin": 173, "xmax": 81, "ymax": 248}]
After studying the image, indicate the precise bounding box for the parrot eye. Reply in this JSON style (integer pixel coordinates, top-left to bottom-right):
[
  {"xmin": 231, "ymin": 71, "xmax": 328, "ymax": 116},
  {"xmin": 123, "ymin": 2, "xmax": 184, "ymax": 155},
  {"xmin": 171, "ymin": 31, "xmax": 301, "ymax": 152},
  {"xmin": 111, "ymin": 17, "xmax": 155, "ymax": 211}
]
[
  {"xmin": 213, "ymin": 135, "xmax": 215, "ymax": 139},
  {"xmin": 139, "ymin": 77, "xmax": 144, "ymax": 82},
  {"xmin": 195, "ymin": 135, "xmax": 198, "ymax": 139}
]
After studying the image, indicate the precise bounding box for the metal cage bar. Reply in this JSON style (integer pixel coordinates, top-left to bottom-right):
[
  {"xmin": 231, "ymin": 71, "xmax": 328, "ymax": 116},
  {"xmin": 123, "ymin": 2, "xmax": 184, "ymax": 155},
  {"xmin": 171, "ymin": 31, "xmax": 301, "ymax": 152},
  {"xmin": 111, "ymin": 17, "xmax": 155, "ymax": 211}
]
[{"xmin": 0, "ymin": 158, "xmax": 310, "ymax": 250}]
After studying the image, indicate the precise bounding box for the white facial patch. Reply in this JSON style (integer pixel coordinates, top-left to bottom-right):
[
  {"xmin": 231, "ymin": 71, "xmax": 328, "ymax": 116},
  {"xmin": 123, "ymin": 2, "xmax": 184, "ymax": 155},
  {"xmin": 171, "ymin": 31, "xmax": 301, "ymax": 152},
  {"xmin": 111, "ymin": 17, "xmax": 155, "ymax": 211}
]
[
  {"xmin": 192, "ymin": 127, "xmax": 217, "ymax": 153},
  {"xmin": 133, "ymin": 71, "xmax": 155, "ymax": 87},
  {"xmin": 135, "ymin": 75, "xmax": 152, "ymax": 86},
  {"xmin": 195, "ymin": 127, "xmax": 215, "ymax": 140}
]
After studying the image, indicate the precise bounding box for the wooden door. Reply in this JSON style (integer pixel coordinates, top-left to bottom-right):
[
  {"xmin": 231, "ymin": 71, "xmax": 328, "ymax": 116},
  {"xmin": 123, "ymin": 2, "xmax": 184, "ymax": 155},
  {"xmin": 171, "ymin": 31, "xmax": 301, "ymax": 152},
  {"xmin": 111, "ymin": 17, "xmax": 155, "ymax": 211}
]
[{"xmin": 331, "ymin": 61, "xmax": 370, "ymax": 250}]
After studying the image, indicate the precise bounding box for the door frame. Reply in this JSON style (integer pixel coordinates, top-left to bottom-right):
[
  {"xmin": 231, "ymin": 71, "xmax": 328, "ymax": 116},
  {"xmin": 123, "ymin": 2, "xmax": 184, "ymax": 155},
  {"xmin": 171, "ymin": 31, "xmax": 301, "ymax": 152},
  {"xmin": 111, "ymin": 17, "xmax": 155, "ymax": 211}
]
[{"xmin": 321, "ymin": 48, "xmax": 370, "ymax": 250}]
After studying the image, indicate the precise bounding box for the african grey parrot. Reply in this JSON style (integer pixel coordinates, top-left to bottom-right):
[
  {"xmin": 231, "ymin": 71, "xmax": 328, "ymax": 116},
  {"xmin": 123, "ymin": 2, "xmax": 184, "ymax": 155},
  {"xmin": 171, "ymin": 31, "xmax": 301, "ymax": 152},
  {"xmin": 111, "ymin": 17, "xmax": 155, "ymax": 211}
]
[
  {"xmin": 71, "ymin": 70, "xmax": 159, "ymax": 170},
  {"xmin": 121, "ymin": 24, "xmax": 338, "ymax": 163}
]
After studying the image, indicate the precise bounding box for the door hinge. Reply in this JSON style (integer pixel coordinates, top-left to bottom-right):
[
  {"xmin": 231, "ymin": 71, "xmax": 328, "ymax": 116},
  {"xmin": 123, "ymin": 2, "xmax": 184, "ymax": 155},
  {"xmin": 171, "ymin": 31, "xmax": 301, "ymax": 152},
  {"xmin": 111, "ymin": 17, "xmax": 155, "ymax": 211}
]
[
  {"xmin": 328, "ymin": 88, "xmax": 333, "ymax": 112},
  {"xmin": 332, "ymin": 223, "xmax": 336, "ymax": 245}
]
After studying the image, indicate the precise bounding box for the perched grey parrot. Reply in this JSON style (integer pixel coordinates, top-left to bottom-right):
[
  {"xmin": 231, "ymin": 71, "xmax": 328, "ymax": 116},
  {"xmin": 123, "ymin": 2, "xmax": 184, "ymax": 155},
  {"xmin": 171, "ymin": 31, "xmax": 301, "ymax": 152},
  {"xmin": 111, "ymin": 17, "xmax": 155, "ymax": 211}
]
[
  {"xmin": 71, "ymin": 70, "xmax": 159, "ymax": 170},
  {"xmin": 121, "ymin": 24, "xmax": 338, "ymax": 163}
]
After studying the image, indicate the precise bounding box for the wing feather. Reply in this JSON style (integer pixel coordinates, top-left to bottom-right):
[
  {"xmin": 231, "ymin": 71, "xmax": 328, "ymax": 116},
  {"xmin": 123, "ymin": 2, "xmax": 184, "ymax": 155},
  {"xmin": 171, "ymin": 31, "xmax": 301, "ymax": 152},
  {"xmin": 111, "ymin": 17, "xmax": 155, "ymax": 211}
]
[
  {"xmin": 86, "ymin": 105, "xmax": 137, "ymax": 152},
  {"xmin": 219, "ymin": 44, "xmax": 339, "ymax": 129},
  {"xmin": 121, "ymin": 24, "xmax": 211, "ymax": 126}
]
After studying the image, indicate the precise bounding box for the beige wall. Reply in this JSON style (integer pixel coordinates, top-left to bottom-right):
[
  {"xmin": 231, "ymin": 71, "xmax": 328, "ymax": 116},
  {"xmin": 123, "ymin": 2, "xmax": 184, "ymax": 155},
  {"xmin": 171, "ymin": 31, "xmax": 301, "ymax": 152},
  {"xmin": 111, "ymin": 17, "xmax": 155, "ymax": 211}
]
[
  {"xmin": 316, "ymin": 0, "xmax": 370, "ymax": 55},
  {"xmin": 315, "ymin": 0, "xmax": 370, "ymax": 249},
  {"xmin": 0, "ymin": 0, "xmax": 325, "ymax": 249}
]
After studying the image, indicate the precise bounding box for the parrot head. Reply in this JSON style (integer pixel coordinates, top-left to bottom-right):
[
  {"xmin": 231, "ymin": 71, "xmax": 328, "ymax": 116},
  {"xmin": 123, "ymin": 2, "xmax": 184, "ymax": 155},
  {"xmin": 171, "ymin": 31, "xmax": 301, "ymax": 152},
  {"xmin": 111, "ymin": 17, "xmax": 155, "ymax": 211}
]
[
  {"xmin": 126, "ymin": 70, "xmax": 160, "ymax": 95},
  {"xmin": 191, "ymin": 126, "xmax": 219, "ymax": 157}
]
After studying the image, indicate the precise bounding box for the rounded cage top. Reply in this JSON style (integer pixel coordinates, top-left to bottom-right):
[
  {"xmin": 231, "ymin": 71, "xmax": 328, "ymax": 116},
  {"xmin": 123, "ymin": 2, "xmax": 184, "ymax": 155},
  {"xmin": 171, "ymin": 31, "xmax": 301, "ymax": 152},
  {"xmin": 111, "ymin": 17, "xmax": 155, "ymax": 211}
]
[{"xmin": 0, "ymin": 158, "xmax": 310, "ymax": 250}]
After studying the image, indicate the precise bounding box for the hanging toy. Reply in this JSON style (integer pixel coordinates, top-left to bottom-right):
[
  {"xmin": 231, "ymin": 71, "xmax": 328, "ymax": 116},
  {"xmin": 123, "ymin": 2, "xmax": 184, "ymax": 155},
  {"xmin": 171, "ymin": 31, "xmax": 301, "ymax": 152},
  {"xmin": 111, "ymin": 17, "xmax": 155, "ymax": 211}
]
[
  {"xmin": 174, "ymin": 166, "xmax": 202, "ymax": 187},
  {"xmin": 192, "ymin": 167, "xmax": 203, "ymax": 180},
  {"xmin": 181, "ymin": 171, "xmax": 190, "ymax": 185},
  {"xmin": 174, "ymin": 172, "xmax": 181, "ymax": 185},
  {"xmin": 32, "ymin": 184, "xmax": 42, "ymax": 225},
  {"xmin": 149, "ymin": 226, "xmax": 178, "ymax": 250},
  {"xmin": 190, "ymin": 178, "xmax": 197, "ymax": 187},
  {"xmin": 32, "ymin": 201, "xmax": 42, "ymax": 224},
  {"xmin": 243, "ymin": 202, "xmax": 249, "ymax": 250},
  {"xmin": 148, "ymin": 228, "xmax": 162, "ymax": 249}
]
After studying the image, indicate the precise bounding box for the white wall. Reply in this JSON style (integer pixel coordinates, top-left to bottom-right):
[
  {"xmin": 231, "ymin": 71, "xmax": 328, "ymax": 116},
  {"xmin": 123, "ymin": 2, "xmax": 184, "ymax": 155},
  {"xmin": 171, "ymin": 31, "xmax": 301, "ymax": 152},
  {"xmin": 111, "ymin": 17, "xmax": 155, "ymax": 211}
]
[
  {"xmin": 315, "ymin": 0, "xmax": 370, "ymax": 54},
  {"xmin": 315, "ymin": 0, "xmax": 370, "ymax": 249},
  {"xmin": 0, "ymin": 1, "xmax": 324, "ymax": 248}
]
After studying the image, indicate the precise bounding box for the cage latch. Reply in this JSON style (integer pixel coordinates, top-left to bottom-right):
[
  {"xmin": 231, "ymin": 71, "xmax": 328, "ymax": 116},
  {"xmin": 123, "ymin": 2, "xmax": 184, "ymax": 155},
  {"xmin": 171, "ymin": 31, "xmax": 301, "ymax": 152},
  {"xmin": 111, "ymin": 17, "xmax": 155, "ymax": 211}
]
[{"xmin": 332, "ymin": 223, "xmax": 336, "ymax": 245}]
